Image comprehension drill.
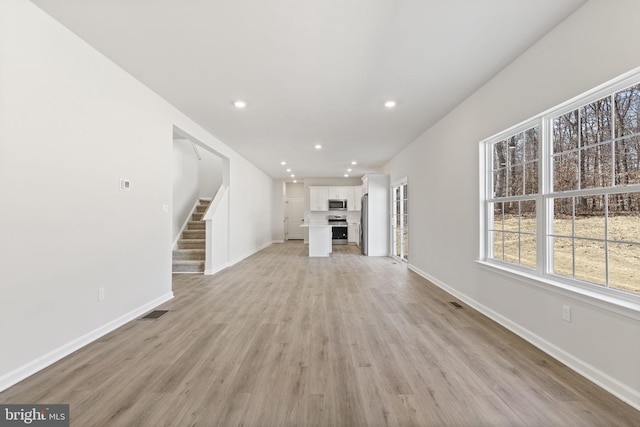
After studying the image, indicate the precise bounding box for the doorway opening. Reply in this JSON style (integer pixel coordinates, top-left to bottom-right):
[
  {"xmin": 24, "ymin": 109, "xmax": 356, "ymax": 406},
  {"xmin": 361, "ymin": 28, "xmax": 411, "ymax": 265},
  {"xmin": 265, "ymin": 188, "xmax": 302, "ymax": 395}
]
[
  {"xmin": 284, "ymin": 182, "xmax": 304, "ymax": 240},
  {"xmin": 171, "ymin": 126, "xmax": 230, "ymax": 277}
]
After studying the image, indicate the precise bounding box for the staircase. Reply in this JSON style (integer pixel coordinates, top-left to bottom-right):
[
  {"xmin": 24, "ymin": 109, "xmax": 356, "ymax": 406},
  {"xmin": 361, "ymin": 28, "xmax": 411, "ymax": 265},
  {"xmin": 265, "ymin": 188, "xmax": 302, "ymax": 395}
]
[{"xmin": 172, "ymin": 199, "xmax": 209, "ymax": 273}]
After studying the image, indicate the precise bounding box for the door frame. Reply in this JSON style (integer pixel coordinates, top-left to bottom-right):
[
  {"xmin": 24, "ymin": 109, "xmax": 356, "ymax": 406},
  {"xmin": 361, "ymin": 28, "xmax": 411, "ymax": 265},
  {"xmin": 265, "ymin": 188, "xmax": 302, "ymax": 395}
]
[
  {"xmin": 284, "ymin": 197, "xmax": 304, "ymax": 240},
  {"xmin": 390, "ymin": 177, "xmax": 408, "ymax": 262}
]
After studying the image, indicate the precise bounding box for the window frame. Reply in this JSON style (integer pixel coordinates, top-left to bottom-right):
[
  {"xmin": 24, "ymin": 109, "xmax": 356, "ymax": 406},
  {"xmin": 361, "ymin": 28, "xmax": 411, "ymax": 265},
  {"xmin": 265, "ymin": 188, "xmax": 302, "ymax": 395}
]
[
  {"xmin": 482, "ymin": 119, "xmax": 544, "ymax": 274},
  {"xmin": 479, "ymin": 68, "xmax": 640, "ymax": 315}
]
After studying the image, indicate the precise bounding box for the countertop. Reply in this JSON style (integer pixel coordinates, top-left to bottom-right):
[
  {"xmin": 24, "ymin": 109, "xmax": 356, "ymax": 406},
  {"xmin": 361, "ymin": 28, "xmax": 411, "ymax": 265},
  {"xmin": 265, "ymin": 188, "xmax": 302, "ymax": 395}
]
[{"xmin": 300, "ymin": 223, "xmax": 360, "ymax": 227}]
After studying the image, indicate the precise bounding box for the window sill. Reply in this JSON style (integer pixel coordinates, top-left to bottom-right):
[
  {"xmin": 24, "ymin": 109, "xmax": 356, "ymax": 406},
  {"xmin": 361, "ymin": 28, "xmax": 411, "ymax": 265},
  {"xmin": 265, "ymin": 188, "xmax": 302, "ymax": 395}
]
[{"xmin": 475, "ymin": 260, "xmax": 640, "ymax": 321}]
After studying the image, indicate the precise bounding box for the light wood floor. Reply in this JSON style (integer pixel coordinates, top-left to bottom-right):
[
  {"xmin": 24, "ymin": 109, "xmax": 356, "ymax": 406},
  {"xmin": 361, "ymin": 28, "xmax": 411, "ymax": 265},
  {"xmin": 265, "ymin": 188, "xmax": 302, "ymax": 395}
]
[{"xmin": 1, "ymin": 242, "xmax": 638, "ymax": 426}]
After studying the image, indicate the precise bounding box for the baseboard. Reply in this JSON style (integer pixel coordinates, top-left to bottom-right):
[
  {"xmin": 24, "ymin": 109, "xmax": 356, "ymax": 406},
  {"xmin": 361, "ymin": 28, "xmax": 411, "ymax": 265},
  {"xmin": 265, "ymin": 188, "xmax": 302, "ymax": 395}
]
[
  {"xmin": 407, "ymin": 263, "xmax": 640, "ymax": 411},
  {"xmin": 228, "ymin": 241, "xmax": 274, "ymax": 267},
  {"xmin": 0, "ymin": 292, "xmax": 174, "ymax": 393},
  {"xmin": 205, "ymin": 264, "xmax": 228, "ymax": 275}
]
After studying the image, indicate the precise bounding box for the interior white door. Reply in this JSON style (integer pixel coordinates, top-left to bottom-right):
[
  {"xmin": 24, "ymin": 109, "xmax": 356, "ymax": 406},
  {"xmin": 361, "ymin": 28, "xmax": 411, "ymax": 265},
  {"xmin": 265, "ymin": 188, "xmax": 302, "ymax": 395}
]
[{"xmin": 286, "ymin": 198, "xmax": 304, "ymax": 240}]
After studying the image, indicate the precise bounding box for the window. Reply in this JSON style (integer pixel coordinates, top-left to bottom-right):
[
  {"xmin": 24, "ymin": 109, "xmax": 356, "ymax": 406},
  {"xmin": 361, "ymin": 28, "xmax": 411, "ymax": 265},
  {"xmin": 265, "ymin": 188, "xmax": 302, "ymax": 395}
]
[
  {"xmin": 481, "ymin": 71, "xmax": 640, "ymax": 301},
  {"xmin": 489, "ymin": 128, "xmax": 539, "ymax": 269}
]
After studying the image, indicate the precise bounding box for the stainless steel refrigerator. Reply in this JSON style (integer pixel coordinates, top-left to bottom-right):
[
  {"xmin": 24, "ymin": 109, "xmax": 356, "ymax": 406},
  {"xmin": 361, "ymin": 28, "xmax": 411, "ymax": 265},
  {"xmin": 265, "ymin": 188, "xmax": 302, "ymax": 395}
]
[{"xmin": 360, "ymin": 193, "xmax": 368, "ymax": 255}]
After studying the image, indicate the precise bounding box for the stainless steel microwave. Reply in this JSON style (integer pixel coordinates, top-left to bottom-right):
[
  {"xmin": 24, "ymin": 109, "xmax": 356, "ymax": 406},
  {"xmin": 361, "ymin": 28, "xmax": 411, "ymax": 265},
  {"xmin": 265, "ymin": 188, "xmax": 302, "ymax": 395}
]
[{"xmin": 328, "ymin": 199, "xmax": 347, "ymax": 210}]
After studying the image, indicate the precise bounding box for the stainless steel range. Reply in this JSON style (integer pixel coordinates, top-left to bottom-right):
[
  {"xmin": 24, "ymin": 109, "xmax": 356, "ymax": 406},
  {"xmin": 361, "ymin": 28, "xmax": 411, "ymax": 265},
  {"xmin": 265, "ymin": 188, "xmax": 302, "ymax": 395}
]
[{"xmin": 328, "ymin": 214, "xmax": 348, "ymax": 245}]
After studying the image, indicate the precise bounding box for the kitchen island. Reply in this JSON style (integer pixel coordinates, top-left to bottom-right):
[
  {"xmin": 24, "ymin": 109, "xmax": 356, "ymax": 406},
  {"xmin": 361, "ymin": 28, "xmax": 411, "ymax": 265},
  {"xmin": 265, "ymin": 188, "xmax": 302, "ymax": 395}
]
[{"xmin": 300, "ymin": 223, "xmax": 332, "ymax": 257}]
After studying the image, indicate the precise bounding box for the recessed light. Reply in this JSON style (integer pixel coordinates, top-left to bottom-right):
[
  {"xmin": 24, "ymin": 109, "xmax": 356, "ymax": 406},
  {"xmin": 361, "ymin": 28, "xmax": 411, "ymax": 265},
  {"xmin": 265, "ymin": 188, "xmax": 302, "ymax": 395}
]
[
  {"xmin": 290, "ymin": 174, "xmax": 295, "ymax": 178},
  {"xmin": 314, "ymin": 144, "xmax": 322, "ymax": 150},
  {"xmin": 351, "ymin": 161, "xmax": 357, "ymax": 165},
  {"xmin": 280, "ymin": 161, "xmax": 286, "ymax": 165},
  {"xmin": 286, "ymin": 168, "xmax": 291, "ymax": 172},
  {"xmin": 347, "ymin": 168, "xmax": 352, "ymax": 172},
  {"xmin": 344, "ymin": 174, "xmax": 349, "ymax": 177},
  {"xmin": 384, "ymin": 100, "xmax": 396, "ymax": 108},
  {"xmin": 234, "ymin": 100, "xmax": 247, "ymax": 108},
  {"xmin": 293, "ymin": 180, "xmax": 298, "ymax": 183}
]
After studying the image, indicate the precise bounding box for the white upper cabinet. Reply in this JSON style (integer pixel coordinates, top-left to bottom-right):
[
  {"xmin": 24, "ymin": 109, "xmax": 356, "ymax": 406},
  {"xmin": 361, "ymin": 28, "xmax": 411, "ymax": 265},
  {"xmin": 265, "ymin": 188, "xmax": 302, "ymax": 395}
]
[
  {"xmin": 344, "ymin": 187, "xmax": 355, "ymax": 211},
  {"xmin": 350, "ymin": 186, "xmax": 362, "ymax": 211},
  {"xmin": 310, "ymin": 185, "xmax": 362, "ymax": 211},
  {"xmin": 328, "ymin": 187, "xmax": 350, "ymax": 199},
  {"xmin": 330, "ymin": 187, "xmax": 362, "ymax": 211},
  {"xmin": 309, "ymin": 186, "xmax": 328, "ymax": 211}
]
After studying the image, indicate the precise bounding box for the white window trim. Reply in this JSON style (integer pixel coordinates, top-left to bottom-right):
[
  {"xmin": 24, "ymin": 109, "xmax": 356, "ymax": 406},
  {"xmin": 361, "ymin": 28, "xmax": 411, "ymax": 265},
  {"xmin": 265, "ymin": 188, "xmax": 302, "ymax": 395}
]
[{"xmin": 479, "ymin": 66, "xmax": 640, "ymax": 316}]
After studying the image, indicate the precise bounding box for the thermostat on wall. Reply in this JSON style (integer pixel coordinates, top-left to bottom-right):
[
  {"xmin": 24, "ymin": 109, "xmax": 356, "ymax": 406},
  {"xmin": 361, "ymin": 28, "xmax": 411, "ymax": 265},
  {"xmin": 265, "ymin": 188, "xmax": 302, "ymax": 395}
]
[{"xmin": 120, "ymin": 178, "xmax": 131, "ymax": 191}]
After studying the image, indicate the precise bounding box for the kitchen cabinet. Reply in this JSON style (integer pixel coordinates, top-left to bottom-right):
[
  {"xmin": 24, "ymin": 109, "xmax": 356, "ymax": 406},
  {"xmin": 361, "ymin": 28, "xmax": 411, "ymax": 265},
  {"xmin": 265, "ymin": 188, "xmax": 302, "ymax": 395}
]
[
  {"xmin": 311, "ymin": 185, "xmax": 362, "ymax": 212},
  {"xmin": 349, "ymin": 186, "xmax": 362, "ymax": 211},
  {"xmin": 344, "ymin": 187, "xmax": 355, "ymax": 211},
  {"xmin": 328, "ymin": 187, "xmax": 351, "ymax": 200},
  {"xmin": 301, "ymin": 224, "xmax": 332, "ymax": 257},
  {"xmin": 348, "ymin": 223, "xmax": 360, "ymax": 244},
  {"xmin": 309, "ymin": 186, "xmax": 328, "ymax": 211},
  {"xmin": 329, "ymin": 186, "xmax": 361, "ymax": 212}
]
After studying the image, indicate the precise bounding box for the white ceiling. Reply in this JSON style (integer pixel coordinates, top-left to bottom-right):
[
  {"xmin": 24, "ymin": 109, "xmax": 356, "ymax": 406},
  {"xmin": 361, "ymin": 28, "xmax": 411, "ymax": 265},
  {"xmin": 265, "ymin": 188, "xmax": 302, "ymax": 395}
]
[{"xmin": 32, "ymin": 0, "xmax": 586, "ymax": 181}]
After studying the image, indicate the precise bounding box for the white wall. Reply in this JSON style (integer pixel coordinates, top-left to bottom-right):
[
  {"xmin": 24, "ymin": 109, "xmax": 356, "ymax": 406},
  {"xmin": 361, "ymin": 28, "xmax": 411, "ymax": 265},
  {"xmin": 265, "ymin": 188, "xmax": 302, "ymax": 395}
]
[
  {"xmin": 205, "ymin": 187, "xmax": 230, "ymax": 275},
  {"xmin": 385, "ymin": 0, "xmax": 640, "ymax": 409},
  {"xmin": 272, "ymin": 181, "xmax": 285, "ymax": 243},
  {"xmin": 0, "ymin": 0, "xmax": 274, "ymax": 391},
  {"xmin": 172, "ymin": 139, "xmax": 199, "ymax": 242},
  {"xmin": 304, "ymin": 177, "xmax": 363, "ymax": 187},
  {"xmin": 285, "ymin": 182, "xmax": 305, "ymax": 198},
  {"xmin": 197, "ymin": 145, "xmax": 224, "ymax": 199},
  {"xmin": 228, "ymin": 154, "xmax": 275, "ymax": 264},
  {"xmin": 364, "ymin": 174, "xmax": 389, "ymax": 256}
]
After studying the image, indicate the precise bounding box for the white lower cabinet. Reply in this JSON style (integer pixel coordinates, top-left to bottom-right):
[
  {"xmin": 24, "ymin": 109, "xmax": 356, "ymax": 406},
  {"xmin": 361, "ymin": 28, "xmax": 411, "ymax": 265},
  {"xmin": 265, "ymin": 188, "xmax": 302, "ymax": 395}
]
[
  {"xmin": 348, "ymin": 223, "xmax": 360, "ymax": 244},
  {"xmin": 302, "ymin": 224, "xmax": 332, "ymax": 257}
]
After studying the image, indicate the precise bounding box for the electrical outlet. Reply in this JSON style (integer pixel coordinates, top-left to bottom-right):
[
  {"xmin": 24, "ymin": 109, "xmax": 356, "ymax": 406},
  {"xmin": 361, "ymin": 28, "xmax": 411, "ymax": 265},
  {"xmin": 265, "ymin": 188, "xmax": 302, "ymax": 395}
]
[
  {"xmin": 562, "ymin": 305, "xmax": 571, "ymax": 322},
  {"xmin": 98, "ymin": 287, "xmax": 105, "ymax": 302}
]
